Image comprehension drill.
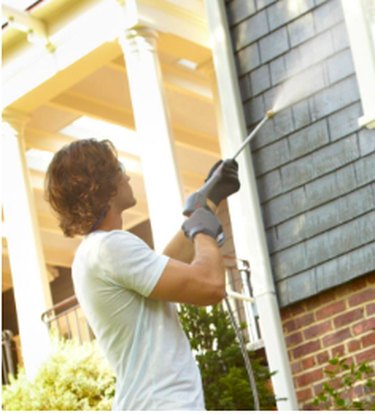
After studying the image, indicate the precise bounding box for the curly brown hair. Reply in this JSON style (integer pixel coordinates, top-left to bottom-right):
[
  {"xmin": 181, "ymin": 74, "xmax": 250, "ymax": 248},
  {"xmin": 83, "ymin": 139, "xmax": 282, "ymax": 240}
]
[{"xmin": 45, "ymin": 138, "xmax": 122, "ymax": 237}]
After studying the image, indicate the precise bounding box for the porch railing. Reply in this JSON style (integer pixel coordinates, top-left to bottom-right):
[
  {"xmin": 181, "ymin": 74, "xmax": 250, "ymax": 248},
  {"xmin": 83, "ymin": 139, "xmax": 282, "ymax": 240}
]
[
  {"xmin": 2, "ymin": 330, "xmax": 17, "ymax": 385},
  {"xmin": 41, "ymin": 295, "xmax": 94, "ymax": 344}
]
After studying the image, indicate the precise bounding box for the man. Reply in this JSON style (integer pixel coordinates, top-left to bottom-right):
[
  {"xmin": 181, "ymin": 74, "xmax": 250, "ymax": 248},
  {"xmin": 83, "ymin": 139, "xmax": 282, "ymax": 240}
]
[{"xmin": 45, "ymin": 138, "xmax": 240, "ymax": 410}]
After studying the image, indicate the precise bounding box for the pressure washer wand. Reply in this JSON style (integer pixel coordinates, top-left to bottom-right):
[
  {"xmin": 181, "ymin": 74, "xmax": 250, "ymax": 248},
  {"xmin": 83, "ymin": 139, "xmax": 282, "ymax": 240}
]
[
  {"xmin": 183, "ymin": 110, "xmax": 274, "ymax": 216},
  {"xmin": 231, "ymin": 110, "xmax": 273, "ymax": 160}
]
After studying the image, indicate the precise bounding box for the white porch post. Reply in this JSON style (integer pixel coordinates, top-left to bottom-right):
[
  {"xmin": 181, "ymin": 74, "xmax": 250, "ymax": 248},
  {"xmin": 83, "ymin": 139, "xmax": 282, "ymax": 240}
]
[
  {"xmin": 2, "ymin": 109, "xmax": 52, "ymax": 379},
  {"xmin": 118, "ymin": 28, "xmax": 184, "ymax": 252}
]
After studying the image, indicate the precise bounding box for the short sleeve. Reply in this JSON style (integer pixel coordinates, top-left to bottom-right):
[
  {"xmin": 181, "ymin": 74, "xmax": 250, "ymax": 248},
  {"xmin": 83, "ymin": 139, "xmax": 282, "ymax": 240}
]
[{"xmin": 97, "ymin": 231, "xmax": 169, "ymax": 297}]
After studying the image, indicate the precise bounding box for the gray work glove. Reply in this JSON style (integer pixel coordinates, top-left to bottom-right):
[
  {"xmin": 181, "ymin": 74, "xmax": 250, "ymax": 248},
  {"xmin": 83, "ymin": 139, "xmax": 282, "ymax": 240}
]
[
  {"xmin": 182, "ymin": 207, "xmax": 225, "ymax": 246},
  {"xmin": 182, "ymin": 159, "xmax": 240, "ymax": 217},
  {"xmin": 205, "ymin": 159, "xmax": 240, "ymax": 206}
]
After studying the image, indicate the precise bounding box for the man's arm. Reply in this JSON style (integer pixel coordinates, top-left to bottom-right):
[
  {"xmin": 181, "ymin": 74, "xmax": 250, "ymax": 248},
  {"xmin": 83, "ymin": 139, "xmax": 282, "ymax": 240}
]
[
  {"xmin": 152, "ymin": 159, "xmax": 240, "ymax": 306},
  {"xmin": 162, "ymin": 200, "xmax": 218, "ymax": 264},
  {"xmin": 162, "ymin": 230, "xmax": 194, "ymax": 264},
  {"xmin": 149, "ymin": 233, "xmax": 225, "ymax": 306}
]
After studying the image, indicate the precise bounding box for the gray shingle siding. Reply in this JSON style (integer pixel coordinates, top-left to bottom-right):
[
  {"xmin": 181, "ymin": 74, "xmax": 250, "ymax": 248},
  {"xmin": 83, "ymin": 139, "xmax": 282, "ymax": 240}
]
[{"xmin": 226, "ymin": 0, "xmax": 375, "ymax": 307}]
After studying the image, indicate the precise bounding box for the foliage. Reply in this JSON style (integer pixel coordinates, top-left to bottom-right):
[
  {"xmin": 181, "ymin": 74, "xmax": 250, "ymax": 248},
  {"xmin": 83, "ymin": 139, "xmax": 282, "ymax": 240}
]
[
  {"xmin": 3, "ymin": 305, "xmax": 277, "ymax": 411},
  {"xmin": 312, "ymin": 356, "xmax": 375, "ymax": 410},
  {"xmin": 2, "ymin": 336, "xmax": 115, "ymax": 411},
  {"xmin": 179, "ymin": 303, "xmax": 276, "ymax": 410}
]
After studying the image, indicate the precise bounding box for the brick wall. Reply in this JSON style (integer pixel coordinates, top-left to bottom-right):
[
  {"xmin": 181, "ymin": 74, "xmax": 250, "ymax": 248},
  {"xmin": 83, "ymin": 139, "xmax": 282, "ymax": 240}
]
[{"xmin": 281, "ymin": 272, "xmax": 375, "ymax": 408}]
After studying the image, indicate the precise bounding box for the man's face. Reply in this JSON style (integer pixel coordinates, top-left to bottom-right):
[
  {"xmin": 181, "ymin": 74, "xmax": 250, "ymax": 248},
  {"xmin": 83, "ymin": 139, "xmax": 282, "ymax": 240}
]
[{"xmin": 113, "ymin": 165, "xmax": 137, "ymax": 211}]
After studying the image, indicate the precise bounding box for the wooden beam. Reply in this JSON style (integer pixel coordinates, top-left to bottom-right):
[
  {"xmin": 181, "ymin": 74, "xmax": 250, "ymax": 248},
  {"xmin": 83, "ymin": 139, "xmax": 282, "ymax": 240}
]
[{"xmin": 50, "ymin": 92, "xmax": 135, "ymax": 129}]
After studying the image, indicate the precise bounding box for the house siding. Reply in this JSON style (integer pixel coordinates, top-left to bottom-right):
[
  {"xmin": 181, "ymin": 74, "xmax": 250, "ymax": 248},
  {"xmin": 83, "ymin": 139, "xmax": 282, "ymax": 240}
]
[
  {"xmin": 225, "ymin": 0, "xmax": 375, "ymax": 408},
  {"xmin": 225, "ymin": 0, "xmax": 375, "ymax": 307}
]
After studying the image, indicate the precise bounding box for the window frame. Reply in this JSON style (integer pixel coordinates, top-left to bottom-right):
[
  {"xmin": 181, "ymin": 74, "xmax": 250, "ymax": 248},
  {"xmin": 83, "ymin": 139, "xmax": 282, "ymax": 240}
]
[{"xmin": 341, "ymin": 0, "xmax": 375, "ymax": 129}]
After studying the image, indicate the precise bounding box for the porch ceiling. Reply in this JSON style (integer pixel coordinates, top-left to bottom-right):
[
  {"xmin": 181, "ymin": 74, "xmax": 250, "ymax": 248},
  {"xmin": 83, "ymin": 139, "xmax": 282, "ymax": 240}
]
[{"xmin": 2, "ymin": 0, "xmax": 221, "ymax": 291}]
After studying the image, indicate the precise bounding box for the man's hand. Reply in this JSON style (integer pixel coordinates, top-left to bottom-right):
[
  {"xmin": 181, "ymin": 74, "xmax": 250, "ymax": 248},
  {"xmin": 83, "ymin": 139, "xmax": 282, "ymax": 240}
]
[
  {"xmin": 182, "ymin": 159, "xmax": 240, "ymax": 216},
  {"xmin": 205, "ymin": 159, "xmax": 240, "ymax": 206},
  {"xmin": 182, "ymin": 207, "xmax": 225, "ymax": 246}
]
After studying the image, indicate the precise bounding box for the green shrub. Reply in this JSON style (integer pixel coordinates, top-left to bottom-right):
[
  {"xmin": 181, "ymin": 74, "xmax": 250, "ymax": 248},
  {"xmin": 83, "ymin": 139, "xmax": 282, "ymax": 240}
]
[
  {"xmin": 179, "ymin": 303, "xmax": 276, "ymax": 410},
  {"xmin": 312, "ymin": 356, "xmax": 375, "ymax": 410},
  {"xmin": 2, "ymin": 337, "xmax": 115, "ymax": 411}
]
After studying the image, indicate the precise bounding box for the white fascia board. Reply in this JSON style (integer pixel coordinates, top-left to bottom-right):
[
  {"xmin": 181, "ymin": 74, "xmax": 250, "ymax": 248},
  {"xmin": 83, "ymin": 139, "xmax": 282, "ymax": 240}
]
[{"xmin": 132, "ymin": 0, "xmax": 210, "ymax": 48}]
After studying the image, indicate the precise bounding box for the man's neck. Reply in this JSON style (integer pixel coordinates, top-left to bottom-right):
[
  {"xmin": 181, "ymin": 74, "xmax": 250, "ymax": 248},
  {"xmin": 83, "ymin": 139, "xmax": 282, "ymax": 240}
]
[{"xmin": 96, "ymin": 208, "xmax": 123, "ymax": 232}]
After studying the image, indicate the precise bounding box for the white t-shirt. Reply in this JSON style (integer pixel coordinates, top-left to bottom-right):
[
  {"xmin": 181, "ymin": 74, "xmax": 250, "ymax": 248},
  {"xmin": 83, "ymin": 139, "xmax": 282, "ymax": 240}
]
[{"xmin": 72, "ymin": 230, "xmax": 205, "ymax": 410}]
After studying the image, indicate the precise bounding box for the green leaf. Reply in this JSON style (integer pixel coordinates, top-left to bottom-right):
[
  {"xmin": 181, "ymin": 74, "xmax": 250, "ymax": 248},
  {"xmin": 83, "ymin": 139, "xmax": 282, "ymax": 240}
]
[
  {"xmin": 328, "ymin": 357, "xmax": 340, "ymax": 365},
  {"xmin": 323, "ymin": 382, "xmax": 334, "ymax": 393},
  {"xmin": 343, "ymin": 376, "xmax": 353, "ymax": 386},
  {"xmin": 353, "ymin": 400, "xmax": 364, "ymax": 410},
  {"xmin": 318, "ymin": 393, "xmax": 327, "ymax": 402},
  {"xmin": 335, "ymin": 398, "xmax": 346, "ymax": 407}
]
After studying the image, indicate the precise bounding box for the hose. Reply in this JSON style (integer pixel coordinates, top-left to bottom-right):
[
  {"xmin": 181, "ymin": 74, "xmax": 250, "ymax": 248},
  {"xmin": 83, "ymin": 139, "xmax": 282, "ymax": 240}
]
[{"xmin": 224, "ymin": 296, "xmax": 260, "ymax": 410}]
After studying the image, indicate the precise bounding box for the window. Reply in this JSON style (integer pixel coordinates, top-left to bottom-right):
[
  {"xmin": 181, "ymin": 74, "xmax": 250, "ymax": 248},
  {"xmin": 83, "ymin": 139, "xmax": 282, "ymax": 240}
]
[{"xmin": 341, "ymin": 0, "xmax": 375, "ymax": 128}]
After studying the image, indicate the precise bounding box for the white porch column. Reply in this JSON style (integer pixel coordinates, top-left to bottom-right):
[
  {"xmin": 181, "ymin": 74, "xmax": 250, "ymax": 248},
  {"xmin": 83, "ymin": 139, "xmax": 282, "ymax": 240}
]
[
  {"xmin": 2, "ymin": 108, "xmax": 52, "ymax": 379},
  {"xmin": 118, "ymin": 28, "xmax": 184, "ymax": 252}
]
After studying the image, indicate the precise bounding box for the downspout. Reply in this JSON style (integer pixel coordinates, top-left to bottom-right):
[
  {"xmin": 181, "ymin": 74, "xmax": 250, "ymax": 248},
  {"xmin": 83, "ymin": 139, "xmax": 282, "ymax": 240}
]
[{"xmin": 204, "ymin": 1, "xmax": 298, "ymax": 410}]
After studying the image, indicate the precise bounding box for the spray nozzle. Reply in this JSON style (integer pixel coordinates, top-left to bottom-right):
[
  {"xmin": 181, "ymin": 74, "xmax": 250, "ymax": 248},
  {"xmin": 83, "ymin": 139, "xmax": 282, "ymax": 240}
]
[{"xmin": 266, "ymin": 109, "xmax": 275, "ymax": 119}]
